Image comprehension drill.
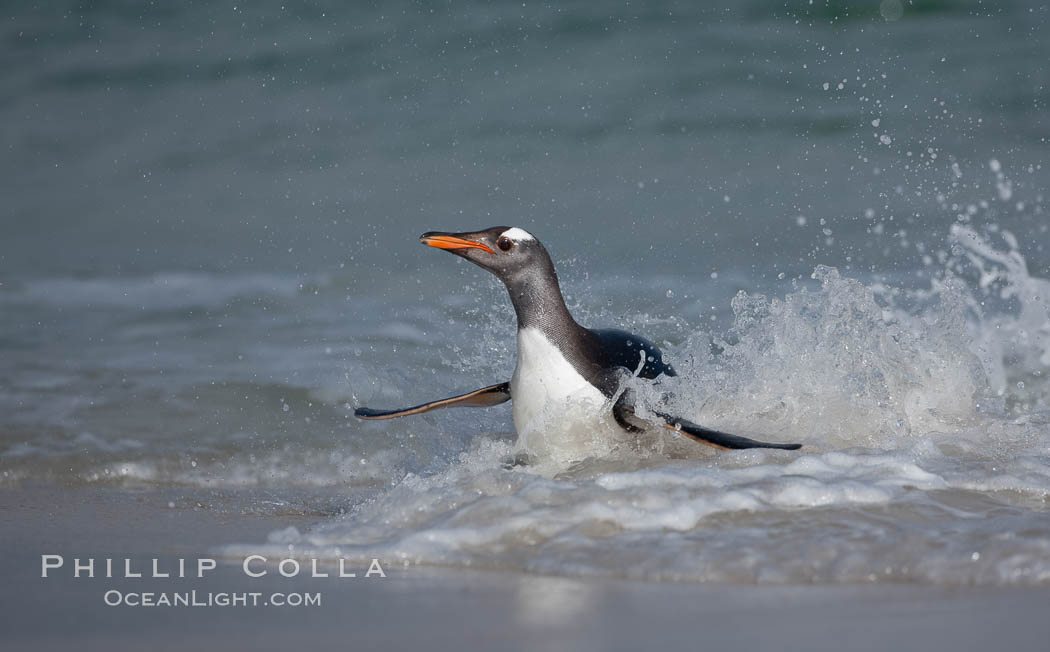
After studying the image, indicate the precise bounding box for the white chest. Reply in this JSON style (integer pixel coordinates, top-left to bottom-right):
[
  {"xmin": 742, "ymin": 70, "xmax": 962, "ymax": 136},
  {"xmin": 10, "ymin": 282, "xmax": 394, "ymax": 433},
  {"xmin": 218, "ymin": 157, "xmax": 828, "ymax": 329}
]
[{"xmin": 510, "ymin": 327, "xmax": 610, "ymax": 460}]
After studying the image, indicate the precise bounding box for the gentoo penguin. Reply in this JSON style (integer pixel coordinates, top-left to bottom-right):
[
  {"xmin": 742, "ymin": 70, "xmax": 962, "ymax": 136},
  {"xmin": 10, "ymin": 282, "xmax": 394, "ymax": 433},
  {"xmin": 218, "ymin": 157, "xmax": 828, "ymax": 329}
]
[{"xmin": 355, "ymin": 226, "xmax": 801, "ymax": 459}]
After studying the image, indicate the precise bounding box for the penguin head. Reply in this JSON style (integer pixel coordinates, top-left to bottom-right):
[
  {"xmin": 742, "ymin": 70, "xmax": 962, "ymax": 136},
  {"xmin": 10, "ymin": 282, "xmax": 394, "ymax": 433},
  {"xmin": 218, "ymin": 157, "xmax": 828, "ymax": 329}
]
[{"xmin": 419, "ymin": 226, "xmax": 553, "ymax": 284}]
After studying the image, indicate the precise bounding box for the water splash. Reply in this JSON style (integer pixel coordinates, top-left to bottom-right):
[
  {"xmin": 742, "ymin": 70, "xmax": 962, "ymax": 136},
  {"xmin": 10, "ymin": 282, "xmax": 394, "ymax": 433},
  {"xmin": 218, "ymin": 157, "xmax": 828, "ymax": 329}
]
[{"xmin": 632, "ymin": 265, "xmax": 984, "ymax": 452}]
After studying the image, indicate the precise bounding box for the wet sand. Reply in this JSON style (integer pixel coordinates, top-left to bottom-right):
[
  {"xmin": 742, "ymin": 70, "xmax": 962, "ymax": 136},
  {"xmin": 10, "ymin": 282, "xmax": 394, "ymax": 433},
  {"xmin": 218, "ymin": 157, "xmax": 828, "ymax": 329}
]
[{"xmin": 2, "ymin": 486, "xmax": 1049, "ymax": 651}]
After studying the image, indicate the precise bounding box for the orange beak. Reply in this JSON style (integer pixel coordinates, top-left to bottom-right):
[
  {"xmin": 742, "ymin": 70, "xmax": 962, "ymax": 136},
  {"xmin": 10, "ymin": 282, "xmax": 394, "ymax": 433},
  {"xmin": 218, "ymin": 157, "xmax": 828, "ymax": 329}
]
[{"xmin": 419, "ymin": 234, "xmax": 495, "ymax": 254}]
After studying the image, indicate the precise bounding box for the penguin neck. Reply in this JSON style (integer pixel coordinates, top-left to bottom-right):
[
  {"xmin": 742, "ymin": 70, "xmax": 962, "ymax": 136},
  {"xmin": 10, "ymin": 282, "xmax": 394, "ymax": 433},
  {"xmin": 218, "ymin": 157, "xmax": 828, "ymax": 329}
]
[{"xmin": 504, "ymin": 265, "xmax": 584, "ymax": 339}]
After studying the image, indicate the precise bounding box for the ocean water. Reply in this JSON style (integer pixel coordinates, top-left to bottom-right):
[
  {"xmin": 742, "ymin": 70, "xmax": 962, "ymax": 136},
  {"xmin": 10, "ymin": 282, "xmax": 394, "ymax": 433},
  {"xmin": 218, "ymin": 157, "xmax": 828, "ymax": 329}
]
[{"xmin": 2, "ymin": 0, "xmax": 1050, "ymax": 585}]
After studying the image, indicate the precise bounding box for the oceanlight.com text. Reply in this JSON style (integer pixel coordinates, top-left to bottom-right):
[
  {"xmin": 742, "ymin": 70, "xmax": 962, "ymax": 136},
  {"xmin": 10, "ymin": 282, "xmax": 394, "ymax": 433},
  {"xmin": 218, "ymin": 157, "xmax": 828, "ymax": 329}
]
[{"xmin": 103, "ymin": 590, "xmax": 322, "ymax": 607}]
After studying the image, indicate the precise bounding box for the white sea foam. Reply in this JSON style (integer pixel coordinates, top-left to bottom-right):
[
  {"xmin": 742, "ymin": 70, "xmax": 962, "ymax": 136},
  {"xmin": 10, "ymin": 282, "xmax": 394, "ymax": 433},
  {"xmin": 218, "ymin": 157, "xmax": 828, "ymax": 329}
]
[{"xmin": 220, "ymin": 430, "xmax": 1050, "ymax": 585}]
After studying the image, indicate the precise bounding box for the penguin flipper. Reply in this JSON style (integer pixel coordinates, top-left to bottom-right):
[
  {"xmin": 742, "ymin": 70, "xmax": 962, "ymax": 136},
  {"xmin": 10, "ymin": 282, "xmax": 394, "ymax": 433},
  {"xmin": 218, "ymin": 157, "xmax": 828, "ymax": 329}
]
[
  {"xmin": 656, "ymin": 414, "xmax": 802, "ymax": 451},
  {"xmin": 612, "ymin": 398, "xmax": 802, "ymax": 451},
  {"xmin": 354, "ymin": 381, "xmax": 511, "ymax": 420}
]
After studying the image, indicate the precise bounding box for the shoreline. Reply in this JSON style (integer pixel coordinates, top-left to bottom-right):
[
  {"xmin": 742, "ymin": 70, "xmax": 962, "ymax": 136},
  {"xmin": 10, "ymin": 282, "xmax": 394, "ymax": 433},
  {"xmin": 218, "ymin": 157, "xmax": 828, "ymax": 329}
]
[{"xmin": 3, "ymin": 485, "xmax": 1050, "ymax": 651}]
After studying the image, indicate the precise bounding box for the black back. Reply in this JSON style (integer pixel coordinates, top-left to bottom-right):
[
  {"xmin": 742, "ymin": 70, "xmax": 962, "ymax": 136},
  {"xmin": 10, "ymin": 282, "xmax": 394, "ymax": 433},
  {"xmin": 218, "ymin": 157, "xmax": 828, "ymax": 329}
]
[
  {"xmin": 544, "ymin": 326, "xmax": 675, "ymax": 399},
  {"xmin": 589, "ymin": 328, "xmax": 676, "ymax": 381}
]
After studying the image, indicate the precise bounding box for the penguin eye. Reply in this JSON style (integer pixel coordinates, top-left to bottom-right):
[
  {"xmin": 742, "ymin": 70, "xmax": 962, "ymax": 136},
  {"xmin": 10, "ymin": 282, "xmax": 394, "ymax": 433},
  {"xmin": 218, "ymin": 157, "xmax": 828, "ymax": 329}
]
[{"xmin": 497, "ymin": 237, "xmax": 513, "ymax": 252}]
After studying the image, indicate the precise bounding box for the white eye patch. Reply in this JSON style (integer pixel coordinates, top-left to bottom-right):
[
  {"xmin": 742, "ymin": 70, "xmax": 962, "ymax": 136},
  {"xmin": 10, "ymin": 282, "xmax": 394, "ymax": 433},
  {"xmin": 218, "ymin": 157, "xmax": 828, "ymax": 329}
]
[{"xmin": 501, "ymin": 227, "xmax": 535, "ymax": 242}]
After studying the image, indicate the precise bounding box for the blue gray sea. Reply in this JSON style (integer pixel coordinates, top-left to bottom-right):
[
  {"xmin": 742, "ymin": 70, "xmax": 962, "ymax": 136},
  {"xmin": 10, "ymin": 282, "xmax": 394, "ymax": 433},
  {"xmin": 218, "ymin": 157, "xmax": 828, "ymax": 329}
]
[{"xmin": 2, "ymin": 0, "xmax": 1050, "ymax": 585}]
